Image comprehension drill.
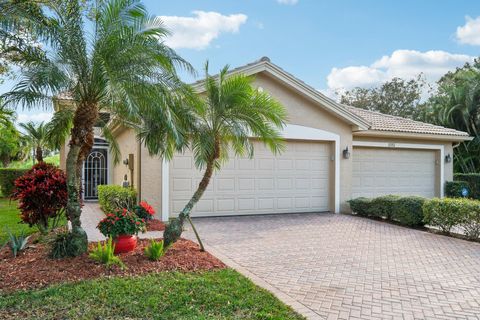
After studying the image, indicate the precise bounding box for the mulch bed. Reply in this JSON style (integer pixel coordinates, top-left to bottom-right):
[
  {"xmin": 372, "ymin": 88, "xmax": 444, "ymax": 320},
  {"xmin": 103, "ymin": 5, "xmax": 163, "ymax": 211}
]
[
  {"xmin": 0, "ymin": 238, "xmax": 225, "ymax": 293},
  {"xmin": 146, "ymin": 219, "xmax": 165, "ymax": 231}
]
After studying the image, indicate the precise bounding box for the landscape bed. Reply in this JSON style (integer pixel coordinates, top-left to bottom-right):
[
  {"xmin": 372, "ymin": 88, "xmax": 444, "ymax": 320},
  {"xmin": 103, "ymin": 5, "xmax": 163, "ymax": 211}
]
[{"xmin": 0, "ymin": 238, "xmax": 224, "ymax": 292}]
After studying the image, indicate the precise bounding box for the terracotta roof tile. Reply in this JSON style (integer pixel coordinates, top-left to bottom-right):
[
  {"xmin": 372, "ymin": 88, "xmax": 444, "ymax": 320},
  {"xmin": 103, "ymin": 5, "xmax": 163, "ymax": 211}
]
[{"xmin": 346, "ymin": 106, "xmax": 469, "ymax": 137}]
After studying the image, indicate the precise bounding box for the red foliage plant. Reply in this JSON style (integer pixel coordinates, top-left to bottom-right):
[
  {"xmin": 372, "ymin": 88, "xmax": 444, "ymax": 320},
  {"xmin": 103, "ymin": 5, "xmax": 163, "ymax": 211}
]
[{"xmin": 11, "ymin": 162, "xmax": 67, "ymax": 233}]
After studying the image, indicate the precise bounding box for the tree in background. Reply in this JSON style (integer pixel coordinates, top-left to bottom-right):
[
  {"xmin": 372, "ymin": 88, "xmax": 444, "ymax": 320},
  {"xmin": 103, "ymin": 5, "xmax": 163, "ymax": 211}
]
[
  {"xmin": 423, "ymin": 60, "xmax": 480, "ymax": 173},
  {"xmin": 163, "ymin": 64, "xmax": 287, "ymax": 249},
  {"xmin": 339, "ymin": 75, "xmax": 429, "ymax": 120},
  {"xmin": 0, "ymin": 119, "xmax": 21, "ymax": 167},
  {"xmin": 19, "ymin": 121, "xmax": 49, "ymax": 163},
  {"xmin": 1, "ymin": 0, "xmax": 194, "ymax": 256}
]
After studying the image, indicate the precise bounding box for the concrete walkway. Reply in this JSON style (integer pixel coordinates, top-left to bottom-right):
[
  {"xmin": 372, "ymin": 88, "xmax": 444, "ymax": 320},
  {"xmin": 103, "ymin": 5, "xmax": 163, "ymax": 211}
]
[{"xmin": 81, "ymin": 202, "xmax": 163, "ymax": 242}]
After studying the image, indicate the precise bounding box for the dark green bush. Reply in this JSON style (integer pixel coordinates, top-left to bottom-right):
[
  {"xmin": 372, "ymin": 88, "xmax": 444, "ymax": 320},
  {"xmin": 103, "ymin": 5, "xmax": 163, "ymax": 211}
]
[
  {"xmin": 347, "ymin": 197, "xmax": 373, "ymax": 216},
  {"xmin": 423, "ymin": 198, "xmax": 465, "ymax": 233},
  {"xmin": 0, "ymin": 168, "xmax": 28, "ymax": 197},
  {"xmin": 370, "ymin": 195, "xmax": 401, "ymax": 219},
  {"xmin": 454, "ymin": 173, "xmax": 480, "ymax": 199},
  {"xmin": 97, "ymin": 185, "xmax": 137, "ymax": 214},
  {"xmin": 391, "ymin": 196, "xmax": 426, "ymax": 227},
  {"xmin": 445, "ymin": 181, "xmax": 470, "ymax": 198}
]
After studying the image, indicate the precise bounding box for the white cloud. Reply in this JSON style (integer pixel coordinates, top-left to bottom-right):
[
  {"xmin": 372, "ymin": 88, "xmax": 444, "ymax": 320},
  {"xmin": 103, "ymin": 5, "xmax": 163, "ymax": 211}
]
[
  {"xmin": 326, "ymin": 50, "xmax": 474, "ymax": 93},
  {"xmin": 277, "ymin": 0, "xmax": 298, "ymax": 5},
  {"xmin": 456, "ymin": 16, "xmax": 480, "ymax": 45},
  {"xmin": 17, "ymin": 112, "xmax": 53, "ymax": 124},
  {"xmin": 160, "ymin": 11, "xmax": 247, "ymax": 50}
]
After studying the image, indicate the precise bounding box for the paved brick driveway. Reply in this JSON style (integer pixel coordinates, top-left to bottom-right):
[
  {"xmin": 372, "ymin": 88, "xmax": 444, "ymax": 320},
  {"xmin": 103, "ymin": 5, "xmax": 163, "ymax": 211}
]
[{"xmin": 185, "ymin": 213, "xmax": 480, "ymax": 320}]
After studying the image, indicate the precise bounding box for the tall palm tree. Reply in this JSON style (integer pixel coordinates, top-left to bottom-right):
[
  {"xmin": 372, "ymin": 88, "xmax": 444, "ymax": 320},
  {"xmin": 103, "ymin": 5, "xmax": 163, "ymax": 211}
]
[
  {"xmin": 1, "ymin": 0, "xmax": 194, "ymax": 255},
  {"xmin": 163, "ymin": 64, "xmax": 288, "ymax": 249},
  {"xmin": 19, "ymin": 121, "xmax": 49, "ymax": 163}
]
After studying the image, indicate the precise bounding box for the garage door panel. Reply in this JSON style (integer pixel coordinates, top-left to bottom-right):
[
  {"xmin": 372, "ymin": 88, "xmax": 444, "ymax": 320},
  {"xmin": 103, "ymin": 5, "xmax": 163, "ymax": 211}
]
[
  {"xmin": 170, "ymin": 140, "xmax": 331, "ymax": 217},
  {"xmin": 352, "ymin": 147, "xmax": 436, "ymax": 199}
]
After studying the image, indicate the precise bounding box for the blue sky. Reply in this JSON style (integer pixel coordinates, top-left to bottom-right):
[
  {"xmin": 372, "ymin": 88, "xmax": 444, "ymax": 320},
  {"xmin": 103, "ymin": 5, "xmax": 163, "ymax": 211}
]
[{"xmin": 3, "ymin": 0, "xmax": 480, "ymax": 123}]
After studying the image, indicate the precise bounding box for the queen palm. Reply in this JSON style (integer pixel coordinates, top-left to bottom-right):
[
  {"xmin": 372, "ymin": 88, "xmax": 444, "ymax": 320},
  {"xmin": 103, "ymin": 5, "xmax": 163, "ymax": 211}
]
[
  {"xmin": 1, "ymin": 0, "xmax": 194, "ymax": 255},
  {"xmin": 163, "ymin": 64, "xmax": 288, "ymax": 249},
  {"xmin": 19, "ymin": 121, "xmax": 49, "ymax": 163}
]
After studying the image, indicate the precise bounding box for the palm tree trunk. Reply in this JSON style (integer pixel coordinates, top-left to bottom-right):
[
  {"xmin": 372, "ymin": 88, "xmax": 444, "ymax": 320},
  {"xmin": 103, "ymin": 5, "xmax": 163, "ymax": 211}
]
[
  {"xmin": 64, "ymin": 103, "xmax": 98, "ymax": 256},
  {"xmin": 35, "ymin": 145, "xmax": 43, "ymax": 162},
  {"xmin": 163, "ymin": 159, "xmax": 214, "ymax": 250}
]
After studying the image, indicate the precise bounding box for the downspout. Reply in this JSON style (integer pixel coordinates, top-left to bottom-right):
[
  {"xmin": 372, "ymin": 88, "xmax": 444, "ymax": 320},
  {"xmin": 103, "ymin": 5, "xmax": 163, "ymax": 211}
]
[{"xmin": 137, "ymin": 141, "xmax": 142, "ymax": 200}]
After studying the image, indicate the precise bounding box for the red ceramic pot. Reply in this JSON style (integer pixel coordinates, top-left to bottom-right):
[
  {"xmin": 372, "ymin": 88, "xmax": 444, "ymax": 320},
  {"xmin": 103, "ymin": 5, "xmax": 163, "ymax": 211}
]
[{"xmin": 114, "ymin": 234, "xmax": 137, "ymax": 254}]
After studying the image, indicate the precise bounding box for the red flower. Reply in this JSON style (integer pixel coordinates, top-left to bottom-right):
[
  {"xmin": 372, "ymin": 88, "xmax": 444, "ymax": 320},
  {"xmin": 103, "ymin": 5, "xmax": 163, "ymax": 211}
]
[{"xmin": 140, "ymin": 201, "xmax": 155, "ymax": 215}]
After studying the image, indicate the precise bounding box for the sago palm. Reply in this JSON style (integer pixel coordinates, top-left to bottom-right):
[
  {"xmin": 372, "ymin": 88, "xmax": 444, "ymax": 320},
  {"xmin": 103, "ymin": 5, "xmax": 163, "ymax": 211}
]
[
  {"xmin": 163, "ymin": 64, "xmax": 288, "ymax": 249},
  {"xmin": 19, "ymin": 121, "xmax": 49, "ymax": 163},
  {"xmin": 1, "ymin": 0, "xmax": 194, "ymax": 255}
]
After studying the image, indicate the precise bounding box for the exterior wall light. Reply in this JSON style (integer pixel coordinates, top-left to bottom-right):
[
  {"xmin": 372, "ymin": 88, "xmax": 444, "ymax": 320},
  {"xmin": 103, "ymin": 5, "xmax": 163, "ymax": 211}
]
[
  {"xmin": 445, "ymin": 153, "xmax": 452, "ymax": 163},
  {"xmin": 343, "ymin": 146, "xmax": 351, "ymax": 159}
]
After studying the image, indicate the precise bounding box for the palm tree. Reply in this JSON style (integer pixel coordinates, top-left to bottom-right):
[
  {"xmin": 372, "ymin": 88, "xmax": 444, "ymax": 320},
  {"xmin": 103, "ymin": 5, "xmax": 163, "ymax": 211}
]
[
  {"xmin": 1, "ymin": 0, "xmax": 194, "ymax": 255},
  {"xmin": 19, "ymin": 121, "xmax": 49, "ymax": 163},
  {"xmin": 163, "ymin": 64, "xmax": 288, "ymax": 250}
]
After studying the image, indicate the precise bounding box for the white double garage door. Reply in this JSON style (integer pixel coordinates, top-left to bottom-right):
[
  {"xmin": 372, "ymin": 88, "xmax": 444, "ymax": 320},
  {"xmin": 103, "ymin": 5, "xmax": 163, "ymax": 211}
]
[{"xmin": 170, "ymin": 141, "xmax": 438, "ymax": 217}]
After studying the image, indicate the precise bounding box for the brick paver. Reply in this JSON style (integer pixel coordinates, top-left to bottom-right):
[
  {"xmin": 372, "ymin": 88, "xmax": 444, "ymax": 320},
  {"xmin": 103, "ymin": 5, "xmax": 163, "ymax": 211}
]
[{"xmin": 184, "ymin": 213, "xmax": 480, "ymax": 320}]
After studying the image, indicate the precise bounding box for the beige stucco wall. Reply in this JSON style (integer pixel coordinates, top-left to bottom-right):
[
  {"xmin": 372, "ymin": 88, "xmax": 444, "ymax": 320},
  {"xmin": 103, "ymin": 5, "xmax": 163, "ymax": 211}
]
[
  {"xmin": 112, "ymin": 128, "xmax": 139, "ymax": 190},
  {"xmin": 139, "ymin": 144, "xmax": 163, "ymax": 218},
  {"xmin": 253, "ymin": 73, "xmax": 354, "ymax": 212}
]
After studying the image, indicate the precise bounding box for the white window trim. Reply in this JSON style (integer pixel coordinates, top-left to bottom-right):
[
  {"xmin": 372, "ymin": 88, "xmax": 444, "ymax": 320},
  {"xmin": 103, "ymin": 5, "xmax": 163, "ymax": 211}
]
[
  {"xmin": 352, "ymin": 141, "xmax": 445, "ymax": 197},
  {"xmin": 161, "ymin": 124, "xmax": 341, "ymax": 221},
  {"xmin": 81, "ymin": 137, "xmax": 111, "ymax": 201}
]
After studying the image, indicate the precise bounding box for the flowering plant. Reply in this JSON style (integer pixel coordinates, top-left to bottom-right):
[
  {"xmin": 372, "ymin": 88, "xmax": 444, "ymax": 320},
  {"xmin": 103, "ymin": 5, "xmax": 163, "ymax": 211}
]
[
  {"xmin": 97, "ymin": 208, "xmax": 146, "ymax": 238},
  {"xmin": 134, "ymin": 201, "xmax": 156, "ymax": 221}
]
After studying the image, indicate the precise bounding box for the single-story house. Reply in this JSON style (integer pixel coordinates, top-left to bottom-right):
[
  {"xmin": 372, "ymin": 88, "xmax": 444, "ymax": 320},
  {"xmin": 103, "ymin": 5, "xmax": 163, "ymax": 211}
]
[{"xmin": 57, "ymin": 57, "xmax": 471, "ymax": 221}]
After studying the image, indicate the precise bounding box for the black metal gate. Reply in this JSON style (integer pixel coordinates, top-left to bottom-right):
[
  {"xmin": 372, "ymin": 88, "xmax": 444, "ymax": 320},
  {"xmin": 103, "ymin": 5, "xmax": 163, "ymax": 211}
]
[{"xmin": 83, "ymin": 148, "xmax": 108, "ymax": 200}]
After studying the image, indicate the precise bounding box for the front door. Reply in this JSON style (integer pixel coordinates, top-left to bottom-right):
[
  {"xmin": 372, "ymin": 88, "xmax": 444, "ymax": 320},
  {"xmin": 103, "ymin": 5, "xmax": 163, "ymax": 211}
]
[{"xmin": 83, "ymin": 148, "xmax": 108, "ymax": 200}]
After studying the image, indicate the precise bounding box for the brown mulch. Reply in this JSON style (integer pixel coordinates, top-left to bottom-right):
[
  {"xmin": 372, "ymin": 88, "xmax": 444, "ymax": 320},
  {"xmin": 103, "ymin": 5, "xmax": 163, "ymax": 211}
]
[
  {"xmin": 146, "ymin": 219, "xmax": 166, "ymax": 231},
  {"xmin": 0, "ymin": 238, "xmax": 225, "ymax": 293}
]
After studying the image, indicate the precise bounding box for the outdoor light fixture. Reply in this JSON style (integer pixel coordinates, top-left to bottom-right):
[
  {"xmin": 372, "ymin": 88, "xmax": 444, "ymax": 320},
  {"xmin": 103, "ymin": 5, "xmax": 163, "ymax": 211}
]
[
  {"xmin": 445, "ymin": 153, "xmax": 452, "ymax": 163},
  {"xmin": 123, "ymin": 158, "xmax": 129, "ymax": 166},
  {"xmin": 343, "ymin": 146, "xmax": 351, "ymax": 159}
]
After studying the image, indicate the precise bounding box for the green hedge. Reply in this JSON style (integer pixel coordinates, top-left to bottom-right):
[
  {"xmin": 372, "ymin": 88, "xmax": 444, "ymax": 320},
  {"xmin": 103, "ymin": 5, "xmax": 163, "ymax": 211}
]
[
  {"xmin": 0, "ymin": 168, "xmax": 28, "ymax": 197},
  {"xmin": 97, "ymin": 185, "xmax": 137, "ymax": 214},
  {"xmin": 423, "ymin": 198, "xmax": 480, "ymax": 239},
  {"xmin": 391, "ymin": 196, "xmax": 426, "ymax": 227},
  {"xmin": 454, "ymin": 174, "xmax": 480, "ymax": 199},
  {"xmin": 347, "ymin": 197, "xmax": 372, "ymax": 217},
  {"xmin": 445, "ymin": 181, "xmax": 470, "ymax": 198},
  {"xmin": 348, "ymin": 195, "xmax": 426, "ymax": 227}
]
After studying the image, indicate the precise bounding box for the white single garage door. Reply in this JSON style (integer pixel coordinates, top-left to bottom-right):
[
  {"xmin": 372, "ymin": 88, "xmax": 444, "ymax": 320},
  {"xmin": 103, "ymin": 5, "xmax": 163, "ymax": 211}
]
[
  {"xmin": 352, "ymin": 147, "xmax": 437, "ymax": 199},
  {"xmin": 170, "ymin": 140, "xmax": 331, "ymax": 217}
]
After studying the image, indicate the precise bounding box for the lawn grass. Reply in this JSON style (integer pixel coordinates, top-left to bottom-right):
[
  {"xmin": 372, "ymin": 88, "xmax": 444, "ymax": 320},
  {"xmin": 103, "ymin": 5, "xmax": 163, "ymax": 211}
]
[
  {"xmin": 0, "ymin": 198, "xmax": 31, "ymax": 244},
  {"xmin": 6, "ymin": 154, "xmax": 60, "ymax": 169},
  {"xmin": 0, "ymin": 269, "xmax": 305, "ymax": 320},
  {"xmin": 0, "ymin": 198, "xmax": 66, "ymax": 244}
]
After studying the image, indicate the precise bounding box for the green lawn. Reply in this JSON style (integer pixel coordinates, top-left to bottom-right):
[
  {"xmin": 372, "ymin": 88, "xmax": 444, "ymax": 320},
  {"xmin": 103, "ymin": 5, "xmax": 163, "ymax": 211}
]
[
  {"xmin": 6, "ymin": 154, "xmax": 60, "ymax": 169},
  {"xmin": 0, "ymin": 269, "xmax": 304, "ymax": 320},
  {"xmin": 0, "ymin": 198, "xmax": 66, "ymax": 244},
  {"xmin": 0, "ymin": 198, "xmax": 32, "ymax": 243}
]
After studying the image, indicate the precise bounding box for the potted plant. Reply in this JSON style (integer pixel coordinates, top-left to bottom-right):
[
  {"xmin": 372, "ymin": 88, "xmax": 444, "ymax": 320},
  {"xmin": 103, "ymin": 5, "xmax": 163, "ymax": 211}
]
[
  {"xmin": 134, "ymin": 201, "xmax": 156, "ymax": 221},
  {"xmin": 97, "ymin": 208, "xmax": 146, "ymax": 253}
]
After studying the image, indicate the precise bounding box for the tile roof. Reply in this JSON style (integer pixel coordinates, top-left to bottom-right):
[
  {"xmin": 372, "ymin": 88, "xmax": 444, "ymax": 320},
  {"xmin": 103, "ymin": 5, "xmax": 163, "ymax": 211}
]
[{"xmin": 346, "ymin": 106, "xmax": 469, "ymax": 137}]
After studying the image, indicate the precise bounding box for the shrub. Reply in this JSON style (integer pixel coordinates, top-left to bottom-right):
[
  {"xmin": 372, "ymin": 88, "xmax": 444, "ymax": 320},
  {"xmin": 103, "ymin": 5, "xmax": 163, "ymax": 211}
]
[
  {"xmin": 370, "ymin": 195, "xmax": 401, "ymax": 219},
  {"xmin": 50, "ymin": 231, "xmax": 84, "ymax": 259},
  {"xmin": 445, "ymin": 181, "xmax": 470, "ymax": 198},
  {"xmin": 423, "ymin": 198, "xmax": 465, "ymax": 233},
  {"xmin": 134, "ymin": 201, "xmax": 156, "ymax": 221},
  {"xmin": 0, "ymin": 168, "xmax": 28, "ymax": 197},
  {"xmin": 97, "ymin": 208, "xmax": 146, "ymax": 239},
  {"xmin": 98, "ymin": 185, "xmax": 137, "ymax": 213},
  {"xmin": 458, "ymin": 200, "xmax": 480, "ymax": 240},
  {"xmin": 11, "ymin": 163, "xmax": 67, "ymax": 234},
  {"xmin": 89, "ymin": 238, "xmax": 125, "ymax": 269},
  {"xmin": 391, "ymin": 196, "xmax": 426, "ymax": 227},
  {"xmin": 347, "ymin": 197, "xmax": 373, "ymax": 216},
  {"xmin": 5, "ymin": 230, "xmax": 30, "ymax": 258},
  {"xmin": 144, "ymin": 239, "xmax": 166, "ymax": 261},
  {"xmin": 454, "ymin": 173, "xmax": 480, "ymax": 199}
]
